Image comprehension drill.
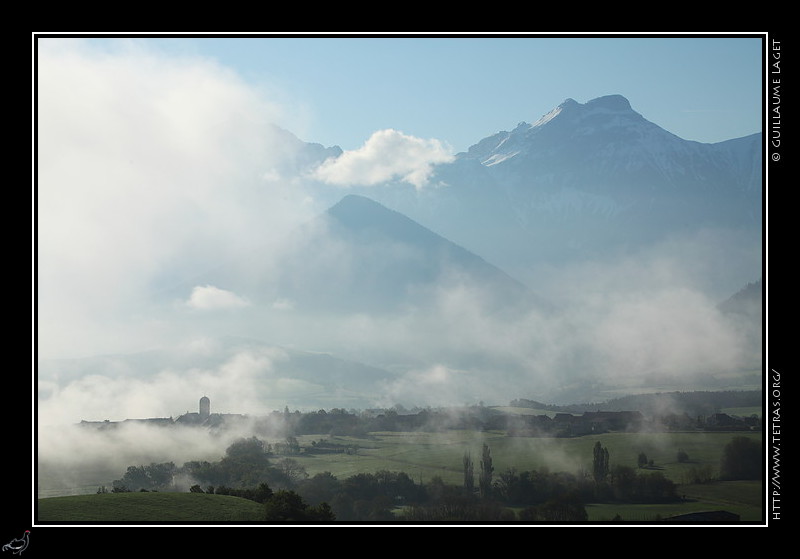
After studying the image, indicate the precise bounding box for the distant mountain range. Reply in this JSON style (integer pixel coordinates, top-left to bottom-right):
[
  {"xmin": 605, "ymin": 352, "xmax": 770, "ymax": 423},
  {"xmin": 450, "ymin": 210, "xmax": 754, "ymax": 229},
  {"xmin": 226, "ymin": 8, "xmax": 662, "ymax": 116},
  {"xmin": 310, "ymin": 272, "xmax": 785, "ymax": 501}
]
[
  {"xmin": 38, "ymin": 94, "xmax": 764, "ymax": 412},
  {"xmin": 192, "ymin": 93, "xmax": 762, "ymax": 313},
  {"xmin": 309, "ymin": 94, "xmax": 762, "ymax": 280}
]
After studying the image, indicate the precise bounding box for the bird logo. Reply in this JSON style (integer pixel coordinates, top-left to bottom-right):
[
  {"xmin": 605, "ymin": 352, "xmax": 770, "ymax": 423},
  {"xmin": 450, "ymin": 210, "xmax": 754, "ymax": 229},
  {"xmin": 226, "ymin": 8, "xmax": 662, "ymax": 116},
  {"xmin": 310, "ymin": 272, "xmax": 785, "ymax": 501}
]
[{"xmin": 2, "ymin": 531, "xmax": 29, "ymax": 555}]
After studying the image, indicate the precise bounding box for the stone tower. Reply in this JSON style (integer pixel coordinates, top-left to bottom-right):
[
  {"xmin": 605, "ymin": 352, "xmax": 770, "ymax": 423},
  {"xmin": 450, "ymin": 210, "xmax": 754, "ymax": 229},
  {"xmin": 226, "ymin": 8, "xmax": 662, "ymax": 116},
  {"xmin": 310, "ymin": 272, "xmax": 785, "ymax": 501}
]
[{"xmin": 199, "ymin": 396, "xmax": 210, "ymax": 419}]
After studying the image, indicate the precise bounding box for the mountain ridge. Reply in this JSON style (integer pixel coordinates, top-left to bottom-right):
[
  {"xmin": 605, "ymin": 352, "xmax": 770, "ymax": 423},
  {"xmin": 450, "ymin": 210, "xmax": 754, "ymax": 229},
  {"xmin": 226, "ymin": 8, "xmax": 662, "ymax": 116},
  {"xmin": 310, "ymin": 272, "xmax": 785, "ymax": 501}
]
[
  {"xmin": 459, "ymin": 94, "xmax": 759, "ymax": 192},
  {"xmin": 276, "ymin": 193, "xmax": 539, "ymax": 314},
  {"xmin": 332, "ymin": 94, "xmax": 762, "ymax": 287}
]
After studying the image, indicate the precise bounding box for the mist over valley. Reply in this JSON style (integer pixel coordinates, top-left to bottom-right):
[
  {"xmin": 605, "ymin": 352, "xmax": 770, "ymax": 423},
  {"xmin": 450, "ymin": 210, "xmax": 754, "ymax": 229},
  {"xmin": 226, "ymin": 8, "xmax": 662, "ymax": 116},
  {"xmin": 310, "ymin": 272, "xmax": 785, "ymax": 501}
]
[{"xmin": 36, "ymin": 41, "xmax": 764, "ymax": 513}]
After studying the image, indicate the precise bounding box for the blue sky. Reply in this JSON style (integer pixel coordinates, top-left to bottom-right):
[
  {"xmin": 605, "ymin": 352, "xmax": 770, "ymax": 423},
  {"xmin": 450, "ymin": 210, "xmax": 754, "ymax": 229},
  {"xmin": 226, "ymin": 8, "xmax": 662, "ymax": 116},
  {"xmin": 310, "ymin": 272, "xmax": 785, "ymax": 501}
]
[{"xmin": 83, "ymin": 34, "xmax": 764, "ymax": 152}]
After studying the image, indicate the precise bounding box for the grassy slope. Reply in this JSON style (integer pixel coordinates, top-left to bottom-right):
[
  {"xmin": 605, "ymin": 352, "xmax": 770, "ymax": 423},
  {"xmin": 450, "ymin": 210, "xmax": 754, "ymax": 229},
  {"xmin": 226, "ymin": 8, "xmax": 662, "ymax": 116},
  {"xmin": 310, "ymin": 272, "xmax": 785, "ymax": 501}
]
[
  {"xmin": 585, "ymin": 481, "xmax": 763, "ymax": 522},
  {"xmin": 36, "ymin": 492, "xmax": 264, "ymax": 522}
]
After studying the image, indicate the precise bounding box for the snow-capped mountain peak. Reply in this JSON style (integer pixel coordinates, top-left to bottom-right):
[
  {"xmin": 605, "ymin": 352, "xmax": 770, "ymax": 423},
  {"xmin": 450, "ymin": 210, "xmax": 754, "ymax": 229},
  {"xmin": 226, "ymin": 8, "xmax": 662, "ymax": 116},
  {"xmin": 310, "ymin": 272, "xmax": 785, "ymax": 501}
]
[
  {"xmin": 465, "ymin": 95, "xmax": 650, "ymax": 166},
  {"xmin": 460, "ymin": 94, "xmax": 758, "ymax": 194},
  {"xmin": 374, "ymin": 94, "xmax": 762, "ymax": 275}
]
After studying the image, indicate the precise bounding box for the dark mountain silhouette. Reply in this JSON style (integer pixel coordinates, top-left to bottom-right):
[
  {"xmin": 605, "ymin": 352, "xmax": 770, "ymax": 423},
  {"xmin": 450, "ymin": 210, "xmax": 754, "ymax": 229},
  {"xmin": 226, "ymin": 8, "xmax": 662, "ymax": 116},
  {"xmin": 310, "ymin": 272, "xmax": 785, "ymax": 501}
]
[
  {"xmin": 719, "ymin": 279, "xmax": 763, "ymax": 318},
  {"xmin": 276, "ymin": 194, "xmax": 540, "ymax": 314}
]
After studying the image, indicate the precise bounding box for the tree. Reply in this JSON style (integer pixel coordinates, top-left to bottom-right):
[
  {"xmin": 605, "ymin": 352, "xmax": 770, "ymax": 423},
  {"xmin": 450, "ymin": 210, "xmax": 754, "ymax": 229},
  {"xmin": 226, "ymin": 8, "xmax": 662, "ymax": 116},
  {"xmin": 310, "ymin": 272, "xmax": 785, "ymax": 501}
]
[
  {"xmin": 263, "ymin": 489, "xmax": 336, "ymax": 522},
  {"xmin": 592, "ymin": 442, "xmax": 609, "ymax": 483},
  {"xmin": 479, "ymin": 444, "xmax": 494, "ymax": 499},
  {"xmin": 637, "ymin": 452, "xmax": 648, "ymax": 469},
  {"xmin": 274, "ymin": 435, "xmax": 303, "ymax": 455},
  {"xmin": 463, "ymin": 451, "xmax": 474, "ymax": 496},
  {"xmin": 275, "ymin": 457, "xmax": 309, "ymax": 485},
  {"xmin": 113, "ymin": 462, "xmax": 176, "ymax": 492},
  {"xmin": 720, "ymin": 436, "xmax": 761, "ymax": 480},
  {"xmin": 311, "ymin": 502, "xmax": 336, "ymax": 522},
  {"xmin": 225, "ymin": 437, "xmax": 268, "ymax": 462},
  {"xmin": 609, "ymin": 465, "xmax": 637, "ymax": 501},
  {"xmin": 298, "ymin": 472, "xmax": 341, "ymax": 507},
  {"xmin": 608, "ymin": 465, "xmax": 678, "ymax": 503},
  {"xmin": 253, "ymin": 482, "xmax": 274, "ymax": 503}
]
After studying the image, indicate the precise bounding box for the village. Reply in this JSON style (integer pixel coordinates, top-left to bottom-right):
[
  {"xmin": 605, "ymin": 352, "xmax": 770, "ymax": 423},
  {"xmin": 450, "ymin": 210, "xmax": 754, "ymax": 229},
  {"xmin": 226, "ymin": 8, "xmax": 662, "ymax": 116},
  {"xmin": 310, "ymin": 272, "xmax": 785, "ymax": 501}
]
[{"xmin": 78, "ymin": 396, "xmax": 761, "ymax": 439}]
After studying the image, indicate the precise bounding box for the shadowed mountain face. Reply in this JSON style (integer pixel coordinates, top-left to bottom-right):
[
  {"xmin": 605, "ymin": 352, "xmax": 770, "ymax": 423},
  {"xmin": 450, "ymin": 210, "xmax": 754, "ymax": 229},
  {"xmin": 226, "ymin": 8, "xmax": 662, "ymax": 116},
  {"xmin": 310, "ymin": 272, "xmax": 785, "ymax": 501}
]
[{"xmin": 276, "ymin": 194, "xmax": 536, "ymax": 314}]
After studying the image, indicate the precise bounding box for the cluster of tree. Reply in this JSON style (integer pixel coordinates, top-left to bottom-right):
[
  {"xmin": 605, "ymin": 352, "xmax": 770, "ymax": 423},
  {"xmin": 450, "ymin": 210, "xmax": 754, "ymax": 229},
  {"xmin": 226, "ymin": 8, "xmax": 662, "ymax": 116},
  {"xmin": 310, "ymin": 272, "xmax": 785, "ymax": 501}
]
[
  {"xmin": 270, "ymin": 435, "xmax": 301, "ymax": 455},
  {"xmin": 594, "ymin": 466, "xmax": 679, "ymax": 503},
  {"xmin": 294, "ymin": 408, "xmax": 369, "ymax": 437},
  {"xmin": 107, "ymin": 435, "xmax": 754, "ymax": 522},
  {"xmin": 188, "ymin": 483, "xmax": 335, "ymax": 522},
  {"xmin": 279, "ymin": 406, "xmax": 503, "ymax": 437},
  {"xmin": 181, "ymin": 437, "xmax": 292, "ymax": 489},
  {"xmin": 590, "ymin": 442, "xmax": 678, "ymax": 503},
  {"xmin": 398, "ymin": 442, "xmax": 682, "ymax": 521},
  {"xmin": 514, "ymin": 391, "xmax": 762, "ymax": 417},
  {"xmin": 676, "ymin": 437, "xmax": 760, "ymax": 485},
  {"xmin": 398, "ymin": 444, "xmax": 590, "ymax": 522},
  {"xmin": 494, "ymin": 467, "xmax": 592, "ymax": 507},
  {"xmin": 111, "ymin": 437, "xmax": 301, "ymax": 493},
  {"xmin": 110, "ymin": 462, "xmax": 178, "ymax": 492},
  {"xmin": 719, "ymin": 436, "xmax": 761, "ymax": 480},
  {"xmin": 297, "ymin": 470, "xmax": 424, "ymax": 521},
  {"xmin": 286, "ymin": 403, "xmax": 760, "ymax": 441}
]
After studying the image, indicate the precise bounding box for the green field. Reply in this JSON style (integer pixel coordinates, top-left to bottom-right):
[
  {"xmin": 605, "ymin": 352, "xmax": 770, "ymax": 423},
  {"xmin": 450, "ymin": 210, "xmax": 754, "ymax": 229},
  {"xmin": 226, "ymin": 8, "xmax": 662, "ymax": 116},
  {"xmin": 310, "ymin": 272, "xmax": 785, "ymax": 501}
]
[
  {"xmin": 584, "ymin": 481, "xmax": 763, "ymax": 521},
  {"xmin": 289, "ymin": 430, "xmax": 761, "ymax": 485},
  {"xmin": 36, "ymin": 492, "xmax": 264, "ymax": 522},
  {"xmin": 37, "ymin": 429, "xmax": 764, "ymax": 523},
  {"xmin": 288, "ymin": 429, "xmax": 763, "ymax": 522}
]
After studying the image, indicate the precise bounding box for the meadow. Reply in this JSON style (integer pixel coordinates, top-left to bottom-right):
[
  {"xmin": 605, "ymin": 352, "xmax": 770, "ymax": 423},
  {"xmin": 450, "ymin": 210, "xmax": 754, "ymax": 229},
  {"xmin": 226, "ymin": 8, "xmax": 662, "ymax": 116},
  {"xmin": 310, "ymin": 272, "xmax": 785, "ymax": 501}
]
[
  {"xmin": 288, "ymin": 429, "xmax": 763, "ymax": 522},
  {"xmin": 36, "ymin": 492, "xmax": 264, "ymax": 522},
  {"xmin": 37, "ymin": 428, "xmax": 763, "ymax": 523},
  {"xmin": 289, "ymin": 430, "xmax": 761, "ymax": 486}
]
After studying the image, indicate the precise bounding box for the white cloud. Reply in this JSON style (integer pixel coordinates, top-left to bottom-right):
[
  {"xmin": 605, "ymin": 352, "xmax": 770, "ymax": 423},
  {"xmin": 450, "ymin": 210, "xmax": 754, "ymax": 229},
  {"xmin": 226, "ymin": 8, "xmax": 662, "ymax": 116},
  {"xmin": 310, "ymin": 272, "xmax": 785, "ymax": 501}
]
[
  {"xmin": 311, "ymin": 128, "xmax": 454, "ymax": 189},
  {"xmin": 380, "ymin": 364, "xmax": 474, "ymax": 407},
  {"xmin": 36, "ymin": 39, "xmax": 315, "ymax": 358},
  {"xmin": 186, "ymin": 285, "xmax": 250, "ymax": 310}
]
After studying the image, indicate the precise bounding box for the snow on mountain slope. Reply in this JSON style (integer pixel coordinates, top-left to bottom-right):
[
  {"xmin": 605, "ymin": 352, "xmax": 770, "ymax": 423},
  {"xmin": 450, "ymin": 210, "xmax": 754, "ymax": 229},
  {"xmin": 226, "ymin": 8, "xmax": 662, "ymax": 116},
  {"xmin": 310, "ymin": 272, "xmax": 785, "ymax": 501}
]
[
  {"xmin": 462, "ymin": 94, "xmax": 758, "ymax": 196},
  {"xmin": 338, "ymin": 94, "xmax": 763, "ymax": 285}
]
